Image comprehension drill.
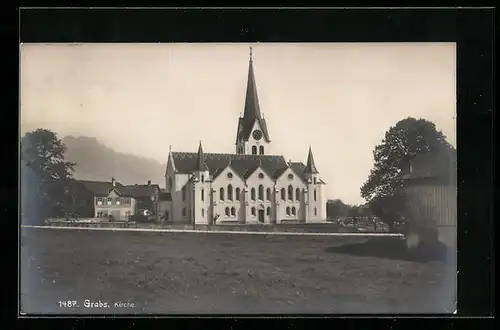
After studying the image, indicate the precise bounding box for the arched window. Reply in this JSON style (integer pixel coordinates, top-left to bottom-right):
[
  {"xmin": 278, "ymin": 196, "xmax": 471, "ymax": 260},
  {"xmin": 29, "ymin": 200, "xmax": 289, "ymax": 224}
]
[
  {"xmin": 251, "ymin": 207, "xmax": 256, "ymax": 216},
  {"xmin": 231, "ymin": 207, "xmax": 236, "ymax": 216},
  {"xmin": 266, "ymin": 188, "xmax": 271, "ymax": 201},
  {"xmin": 259, "ymin": 146, "xmax": 264, "ymax": 155},
  {"xmin": 225, "ymin": 207, "xmax": 230, "ymax": 216},
  {"xmin": 291, "ymin": 207, "xmax": 296, "ymax": 216},
  {"xmin": 201, "ymin": 189, "xmax": 205, "ymax": 201},
  {"xmin": 201, "ymin": 175, "xmax": 204, "ymax": 183},
  {"xmin": 314, "ymin": 207, "xmax": 317, "ymax": 216},
  {"xmin": 266, "ymin": 207, "xmax": 271, "ymax": 215},
  {"xmin": 296, "ymin": 188, "xmax": 300, "ymax": 201},
  {"xmin": 252, "ymin": 146, "xmax": 257, "ymax": 155},
  {"xmin": 236, "ymin": 188, "xmax": 240, "ymax": 201},
  {"xmin": 286, "ymin": 207, "xmax": 291, "ymax": 216},
  {"xmin": 201, "ymin": 208, "xmax": 205, "ymax": 217},
  {"xmin": 314, "ymin": 189, "xmax": 317, "ymax": 201},
  {"xmin": 227, "ymin": 184, "xmax": 233, "ymax": 201},
  {"xmin": 220, "ymin": 187, "xmax": 225, "ymax": 201},
  {"xmin": 182, "ymin": 186, "xmax": 186, "ymax": 201},
  {"xmin": 281, "ymin": 188, "xmax": 286, "ymax": 200},
  {"xmin": 251, "ymin": 188, "xmax": 256, "ymax": 201},
  {"xmin": 258, "ymin": 185, "xmax": 264, "ymax": 200},
  {"xmin": 288, "ymin": 185, "xmax": 293, "ymax": 201}
]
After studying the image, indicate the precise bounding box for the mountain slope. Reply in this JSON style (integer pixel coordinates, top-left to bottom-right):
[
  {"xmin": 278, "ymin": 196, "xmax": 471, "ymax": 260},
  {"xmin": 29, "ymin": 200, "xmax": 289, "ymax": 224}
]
[{"xmin": 62, "ymin": 136, "xmax": 165, "ymax": 187}]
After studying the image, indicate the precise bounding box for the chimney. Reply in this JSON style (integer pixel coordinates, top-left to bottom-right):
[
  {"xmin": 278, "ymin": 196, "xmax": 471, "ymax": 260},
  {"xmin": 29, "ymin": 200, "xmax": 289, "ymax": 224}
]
[
  {"xmin": 147, "ymin": 180, "xmax": 151, "ymax": 186},
  {"xmin": 111, "ymin": 177, "xmax": 116, "ymax": 187}
]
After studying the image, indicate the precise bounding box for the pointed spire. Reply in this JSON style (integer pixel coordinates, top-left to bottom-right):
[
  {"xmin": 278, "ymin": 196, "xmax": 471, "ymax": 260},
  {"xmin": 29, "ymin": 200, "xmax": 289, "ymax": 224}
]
[
  {"xmin": 235, "ymin": 47, "xmax": 270, "ymax": 144},
  {"xmin": 244, "ymin": 47, "xmax": 262, "ymax": 120},
  {"xmin": 304, "ymin": 146, "xmax": 319, "ymax": 174},
  {"xmin": 196, "ymin": 141, "xmax": 207, "ymax": 171}
]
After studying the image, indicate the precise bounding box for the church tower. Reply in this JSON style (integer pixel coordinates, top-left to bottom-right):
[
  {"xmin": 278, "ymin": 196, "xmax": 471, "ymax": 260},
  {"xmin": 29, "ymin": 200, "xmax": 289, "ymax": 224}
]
[
  {"xmin": 235, "ymin": 47, "xmax": 271, "ymax": 155},
  {"xmin": 304, "ymin": 146, "xmax": 324, "ymax": 222}
]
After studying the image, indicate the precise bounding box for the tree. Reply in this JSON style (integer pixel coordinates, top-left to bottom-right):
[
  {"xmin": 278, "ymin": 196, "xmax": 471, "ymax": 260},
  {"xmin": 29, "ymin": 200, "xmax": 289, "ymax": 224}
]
[
  {"xmin": 21, "ymin": 129, "xmax": 75, "ymax": 224},
  {"xmin": 360, "ymin": 117, "xmax": 455, "ymax": 231}
]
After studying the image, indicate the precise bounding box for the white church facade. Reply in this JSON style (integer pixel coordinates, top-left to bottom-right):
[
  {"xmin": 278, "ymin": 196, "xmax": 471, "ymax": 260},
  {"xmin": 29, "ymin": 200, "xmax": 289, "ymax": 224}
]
[{"xmin": 158, "ymin": 48, "xmax": 327, "ymax": 225}]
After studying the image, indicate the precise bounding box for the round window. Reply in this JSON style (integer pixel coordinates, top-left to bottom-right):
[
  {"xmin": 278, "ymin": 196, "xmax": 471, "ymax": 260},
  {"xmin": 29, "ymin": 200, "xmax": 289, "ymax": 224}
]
[
  {"xmin": 227, "ymin": 172, "xmax": 233, "ymax": 179},
  {"xmin": 258, "ymin": 173, "xmax": 264, "ymax": 179},
  {"xmin": 288, "ymin": 174, "xmax": 294, "ymax": 180}
]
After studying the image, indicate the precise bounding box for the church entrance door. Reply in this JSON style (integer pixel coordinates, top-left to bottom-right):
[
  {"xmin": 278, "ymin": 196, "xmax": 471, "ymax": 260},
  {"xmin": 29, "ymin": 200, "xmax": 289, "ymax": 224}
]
[{"xmin": 258, "ymin": 210, "xmax": 265, "ymax": 223}]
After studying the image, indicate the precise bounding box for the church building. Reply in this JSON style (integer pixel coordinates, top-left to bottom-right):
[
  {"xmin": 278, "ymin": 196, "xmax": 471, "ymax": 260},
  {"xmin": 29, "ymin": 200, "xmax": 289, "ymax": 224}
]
[{"xmin": 159, "ymin": 48, "xmax": 327, "ymax": 224}]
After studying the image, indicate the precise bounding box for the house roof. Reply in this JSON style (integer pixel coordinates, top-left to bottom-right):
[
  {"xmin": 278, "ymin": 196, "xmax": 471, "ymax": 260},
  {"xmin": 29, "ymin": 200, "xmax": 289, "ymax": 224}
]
[
  {"xmin": 123, "ymin": 184, "xmax": 160, "ymax": 198},
  {"xmin": 78, "ymin": 180, "xmax": 133, "ymax": 197},
  {"xmin": 77, "ymin": 180, "xmax": 159, "ymax": 198},
  {"xmin": 171, "ymin": 152, "xmax": 309, "ymax": 182},
  {"xmin": 401, "ymin": 148, "xmax": 457, "ymax": 183}
]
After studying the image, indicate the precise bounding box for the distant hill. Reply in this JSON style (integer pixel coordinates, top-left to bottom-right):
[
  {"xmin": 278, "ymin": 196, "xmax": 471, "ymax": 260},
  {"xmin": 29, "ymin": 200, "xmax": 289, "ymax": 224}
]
[{"xmin": 62, "ymin": 136, "xmax": 165, "ymax": 187}]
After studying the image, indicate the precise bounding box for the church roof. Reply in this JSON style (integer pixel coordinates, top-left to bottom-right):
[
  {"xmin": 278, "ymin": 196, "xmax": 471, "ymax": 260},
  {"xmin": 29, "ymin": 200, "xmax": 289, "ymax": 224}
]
[
  {"xmin": 236, "ymin": 48, "xmax": 271, "ymax": 144},
  {"xmin": 171, "ymin": 152, "xmax": 308, "ymax": 182}
]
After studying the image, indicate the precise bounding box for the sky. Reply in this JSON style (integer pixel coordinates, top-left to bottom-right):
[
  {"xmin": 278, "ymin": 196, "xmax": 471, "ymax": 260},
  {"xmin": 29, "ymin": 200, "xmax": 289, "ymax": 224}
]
[{"xmin": 20, "ymin": 43, "xmax": 456, "ymax": 205}]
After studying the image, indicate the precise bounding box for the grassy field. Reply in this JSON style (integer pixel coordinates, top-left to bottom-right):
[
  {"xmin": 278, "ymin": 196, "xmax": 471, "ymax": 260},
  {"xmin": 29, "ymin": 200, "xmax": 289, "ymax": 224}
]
[{"xmin": 20, "ymin": 228, "xmax": 456, "ymax": 314}]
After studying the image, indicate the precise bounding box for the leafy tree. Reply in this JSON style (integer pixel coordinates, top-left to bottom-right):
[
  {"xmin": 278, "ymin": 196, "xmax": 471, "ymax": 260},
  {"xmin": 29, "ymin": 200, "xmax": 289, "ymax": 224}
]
[
  {"xmin": 360, "ymin": 117, "xmax": 455, "ymax": 231},
  {"xmin": 21, "ymin": 129, "xmax": 75, "ymax": 224},
  {"xmin": 326, "ymin": 199, "xmax": 351, "ymax": 218}
]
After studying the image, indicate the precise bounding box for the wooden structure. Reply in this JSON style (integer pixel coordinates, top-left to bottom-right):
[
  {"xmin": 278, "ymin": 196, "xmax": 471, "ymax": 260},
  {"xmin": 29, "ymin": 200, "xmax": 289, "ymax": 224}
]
[{"xmin": 400, "ymin": 148, "xmax": 457, "ymax": 249}]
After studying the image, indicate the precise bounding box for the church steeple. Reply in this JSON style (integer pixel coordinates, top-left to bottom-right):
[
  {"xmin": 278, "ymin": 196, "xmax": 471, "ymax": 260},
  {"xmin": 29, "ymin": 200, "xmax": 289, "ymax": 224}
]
[
  {"xmin": 235, "ymin": 47, "xmax": 271, "ymax": 154},
  {"xmin": 243, "ymin": 47, "xmax": 262, "ymax": 120},
  {"xmin": 196, "ymin": 141, "xmax": 208, "ymax": 171},
  {"xmin": 304, "ymin": 146, "xmax": 319, "ymax": 174}
]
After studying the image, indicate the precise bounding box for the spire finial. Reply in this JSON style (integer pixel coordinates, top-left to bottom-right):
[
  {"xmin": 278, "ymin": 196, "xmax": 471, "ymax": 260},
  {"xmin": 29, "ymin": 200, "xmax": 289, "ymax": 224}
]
[
  {"xmin": 249, "ymin": 46, "xmax": 253, "ymax": 62},
  {"xmin": 169, "ymin": 145, "xmax": 172, "ymax": 152}
]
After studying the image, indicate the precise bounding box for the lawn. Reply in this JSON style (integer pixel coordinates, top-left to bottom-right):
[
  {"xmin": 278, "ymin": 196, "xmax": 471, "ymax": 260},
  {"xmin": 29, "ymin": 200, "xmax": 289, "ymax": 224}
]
[{"xmin": 20, "ymin": 228, "xmax": 456, "ymax": 314}]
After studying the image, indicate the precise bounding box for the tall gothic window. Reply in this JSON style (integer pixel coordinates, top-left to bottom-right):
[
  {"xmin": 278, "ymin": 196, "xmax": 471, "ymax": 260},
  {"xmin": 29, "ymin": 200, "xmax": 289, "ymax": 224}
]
[
  {"xmin": 235, "ymin": 187, "xmax": 240, "ymax": 200},
  {"xmin": 225, "ymin": 207, "xmax": 230, "ymax": 216},
  {"xmin": 259, "ymin": 146, "xmax": 264, "ymax": 155},
  {"xmin": 252, "ymin": 146, "xmax": 257, "ymax": 155},
  {"xmin": 201, "ymin": 189, "xmax": 204, "ymax": 201},
  {"xmin": 281, "ymin": 188, "xmax": 286, "ymax": 201},
  {"xmin": 295, "ymin": 188, "xmax": 300, "ymax": 201},
  {"xmin": 231, "ymin": 207, "xmax": 236, "ymax": 216},
  {"xmin": 227, "ymin": 184, "xmax": 233, "ymax": 201},
  {"xmin": 291, "ymin": 207, "xmax": 296, "ymax": 216},
  {"xmin": 220, "ymin": 187, "xmax": 225, "ymax": 201},
  {"xmin": 266, "ymin": 207, "xmax": 271, "ymax": 215},
  {"xmin": 251, "ymin": 188, "xmax": 256, "ymax": 201},
  {"xmin": 314, "ymin": 189, "xmax": 317, "ymax": 201},
  {"xmin": 266, "ymin": 188, "xmax": 271, "ymax": 201},
  {"xmin": 286, "ymin": 207, "xmax": 291, "ymax": 216},
  {"xmin": 288, "ymin": 185, "xmax": 293, "ymax": 201},
  {"xmin": 258, "ymin": 185, "xmax": 264, "ymax": 200}
]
